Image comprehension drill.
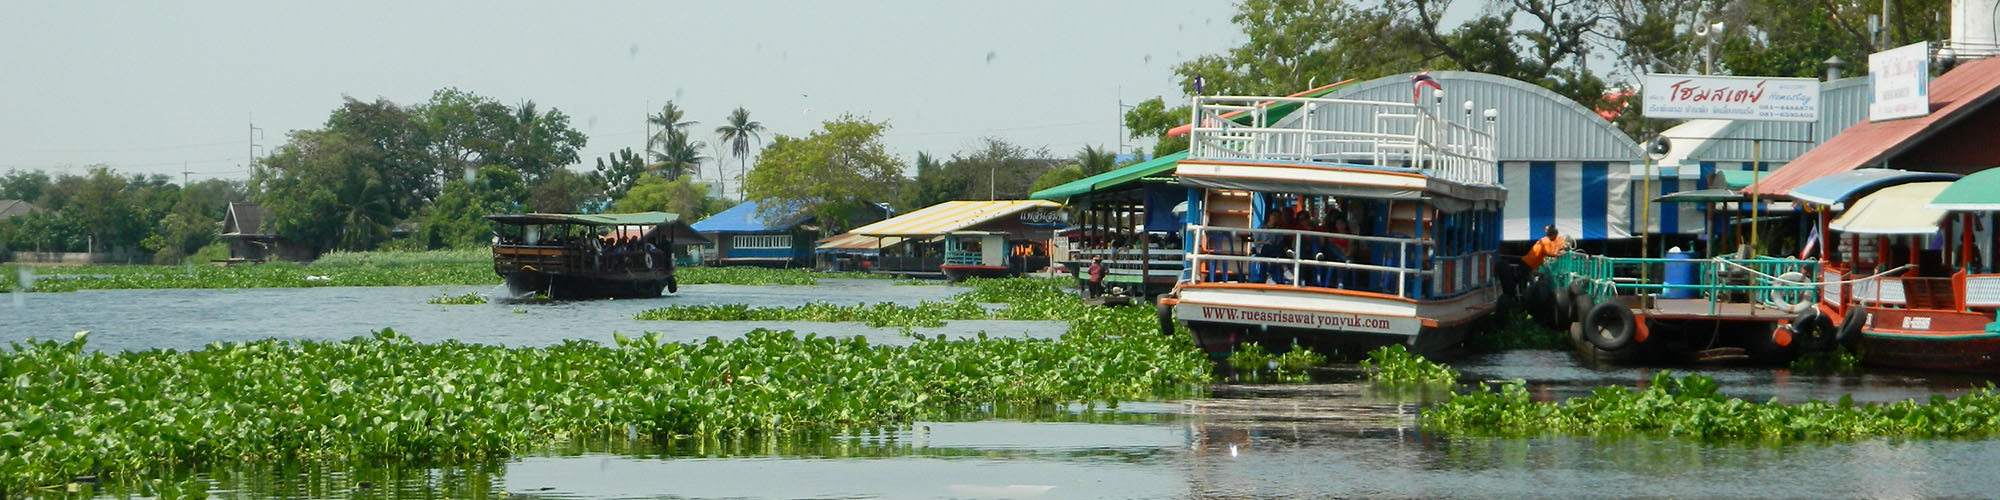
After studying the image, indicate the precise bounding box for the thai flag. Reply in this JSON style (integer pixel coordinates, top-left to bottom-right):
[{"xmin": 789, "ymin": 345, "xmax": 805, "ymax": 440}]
[{"xmin": 1411, "ymin": 72, "xmax": 1442, "ymax": 102}]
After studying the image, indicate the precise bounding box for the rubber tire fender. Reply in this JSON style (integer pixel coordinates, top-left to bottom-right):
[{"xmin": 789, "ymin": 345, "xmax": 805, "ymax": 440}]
[
  {"xmin": 1583, "ymin": 301, "xmax": 1637, "ymax": 351},
  {"xmin": 1157, "ymin": 301, "xmax": 1177, "ymax": 336},
  {"xmin": 1836, "ymin": 307, "xmax": 1866, "ymax": 347},
  {"xmin": 1526, "ymin": 275, "xmax": 1554, "ymax": 329},
  {"xmin": 1789, "ymin": 308, "xmax": 1832, "ymax": 352},
  {"xmin": 1565, "ymin": 279, "xmax": 1592, "ymax": 320},
  {"xmin": 666, "ymin": 276, "xmax": 679, "ymax": 294}
]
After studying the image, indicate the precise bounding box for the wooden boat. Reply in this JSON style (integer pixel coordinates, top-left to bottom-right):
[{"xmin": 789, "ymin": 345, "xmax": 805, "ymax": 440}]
[
  {"xmin": 1805, "ymin": 169, "xmax": 2000, "ymax": 373},
  {"xmin": 1159, "ymin": 87, "xmax": 1507, "ymax": 359},
  {"xmin": 485, "ymin": 212, "xmax": 708, "ymax": 299},
  {"xmin": 1536, "ymin": 250, "xmax": 1821, "ymax": 364},
  {"xmin": 939, "ymin": 231, "xmax": 1016, "ymax": 282}
]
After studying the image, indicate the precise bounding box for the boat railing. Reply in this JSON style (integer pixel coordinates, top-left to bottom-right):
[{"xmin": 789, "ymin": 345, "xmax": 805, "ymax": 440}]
[
  {"xmin": 1183, "ymin": 224, "xmax": 1489, "ymax": 300},
  {"xmin": 943, "ymin": 251, "xmax": 983, "ymax": 266},
  {"xmin": 1187, "ymin": 94, "xmax": 1499, "ymax": 187},
  {"xmin": 1547, "ymin": 253, "xmax": 1820, "ymax": 315}
]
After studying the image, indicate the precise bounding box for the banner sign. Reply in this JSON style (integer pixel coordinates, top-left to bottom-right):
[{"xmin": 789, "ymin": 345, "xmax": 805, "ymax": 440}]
[
  {"xmin": 1869, "ymin": 41, "xmax": 1932, "ymax": 122},
  {"xmin": 1642, "ymin": 73, "xmax": 1821, "ymax": 122},
  {"xmin": 1177, "ymin": 303, "xmax": 1421, "ymax": 335}
]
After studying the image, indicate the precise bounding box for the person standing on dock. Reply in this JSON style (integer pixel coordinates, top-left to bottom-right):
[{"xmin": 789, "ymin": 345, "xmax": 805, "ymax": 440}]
[
  {"xmin": 1086, "ymin": 256, "xmax": 1106, "ymax": 298},
  {"xmin": 1524, "ymin": 225, "xmax": 1567, "ymax": 271}
]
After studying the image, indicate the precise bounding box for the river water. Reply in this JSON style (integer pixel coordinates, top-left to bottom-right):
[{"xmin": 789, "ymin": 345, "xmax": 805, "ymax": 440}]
[{"xmin": 10, "ymin": 280, "xmax": 2000, "ymax": 499}]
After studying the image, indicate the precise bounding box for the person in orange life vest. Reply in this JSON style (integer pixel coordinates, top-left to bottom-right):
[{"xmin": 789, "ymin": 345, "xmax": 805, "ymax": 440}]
[{"xmin": 1524, "ymin": 224, "xmax": 1568, "ymax": 271}]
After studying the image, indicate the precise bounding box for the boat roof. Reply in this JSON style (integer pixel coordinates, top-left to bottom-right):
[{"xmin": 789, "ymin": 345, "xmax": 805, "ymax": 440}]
[
  {"xmin": 1929, "ymin": 168, "xmax": 2000, "ymax": 212},
  {"xmin": 485, "ymin": 212, "xmax": 709, "ymax": 243},
  {"xmin": 689, "ymin": 200, "xmax": 809, "ymax": 234},
  {"xmin": 1030, "ymin": 151, "xmax": 1187, "ymax": 202},
  {"xmin": 1787, "ymin": 169, "xmax": 1962, "ymax": 207},
  {"xmin": 1830, "ymin": 182, "xmax": 1954, "ymax": 235}
]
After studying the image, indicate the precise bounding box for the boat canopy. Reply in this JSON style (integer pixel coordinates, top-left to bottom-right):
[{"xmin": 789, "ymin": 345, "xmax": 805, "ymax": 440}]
[
  {"xmin": 485, "ymin": 212, "xmax": 708, "ymax": 243},
  {"xmin": 1928, "ymin": 168, "xmax": 2000, "ymax": 212},
  {"xmin": 1829, "ymin": 182, "xmax": 1954, "ymax": 235},
  {"xmin": 1787, "ymin": 169, "xmax": 1961, "ymax": 207}
]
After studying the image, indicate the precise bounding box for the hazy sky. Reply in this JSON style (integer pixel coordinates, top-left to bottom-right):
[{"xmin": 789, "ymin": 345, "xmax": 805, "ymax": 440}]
[{"xmin": 0, "ymin": 1, "xmax": 1245, "ymax": 185}]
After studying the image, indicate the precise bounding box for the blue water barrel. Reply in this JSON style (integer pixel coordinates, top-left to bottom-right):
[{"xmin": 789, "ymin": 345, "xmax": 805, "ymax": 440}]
[{"xmin": 1662, "ymin": 249, "xmax": 1698, "ymax": 299}]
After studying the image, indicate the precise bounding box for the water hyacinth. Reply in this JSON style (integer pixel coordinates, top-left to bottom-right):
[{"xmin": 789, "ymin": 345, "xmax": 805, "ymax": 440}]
[
  {"xmin": 0, "ymin": 279, "xmax": 1207, "ymax": 491},
  {"xmin": 634, "ymin": 277, "xmax": 1086, "ymax": 326},
  {"xmin": 427, "ymin": 292, "xmax": 489, "ymax": 305},
  {"xmin": 1423, "ymin": 371, "xmax": 2000, "ymax": 440},
  {"xmin": 1358, "ymin": 345, "xmax": 1460, "ymax": 384},
  {"xmin": 0, "ymin": 252, "xmax": 887, "ymax": 293}
]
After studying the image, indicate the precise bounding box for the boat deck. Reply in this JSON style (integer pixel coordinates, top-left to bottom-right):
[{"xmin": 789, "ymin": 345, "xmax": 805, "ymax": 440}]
[{"xmin": 1627, "ymin": 297, "xmax": 1794, "ymax": 321}]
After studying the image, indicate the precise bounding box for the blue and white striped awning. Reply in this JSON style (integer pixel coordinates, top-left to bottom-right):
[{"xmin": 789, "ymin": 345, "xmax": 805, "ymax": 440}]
[{"xmin": 1499, "ymin": 161, "xmax": 1631, "ymax": 241}]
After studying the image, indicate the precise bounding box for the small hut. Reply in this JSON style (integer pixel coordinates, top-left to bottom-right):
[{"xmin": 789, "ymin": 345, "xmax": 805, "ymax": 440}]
[
  {"xmin": 689, "ymin": 200, "xmax": 815, "ymax": 268},
  {"xmin": 220, "ymin": 202, "xmax": 312, "ymax": 262},
  {"xmin": 817, "ymin": 200, "xmax": 1063, "ymax": 279}
]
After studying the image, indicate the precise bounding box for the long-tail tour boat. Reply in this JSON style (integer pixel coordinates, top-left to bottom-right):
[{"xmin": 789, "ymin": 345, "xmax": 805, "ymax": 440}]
[
  {"xmin": 486, "ymin": 212, "xmax": 708, "ymax": 299},
  {"xmin": 1802, "ymin": 168, "xmax": 2000, "ymax": 372},
  {"xmin": 1158, "ymin": 76, "xmax": 1507, "ymax": 358}
]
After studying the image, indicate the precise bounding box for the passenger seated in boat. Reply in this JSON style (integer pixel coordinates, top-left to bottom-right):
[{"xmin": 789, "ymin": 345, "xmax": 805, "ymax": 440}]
[
  {"xmin": 1312, "ymin": 217, "xmax": 1356, "ymax": 287},
  {"xmin": 1252, "ymin": 208, "xmax": 1298, "ymax": 284}
]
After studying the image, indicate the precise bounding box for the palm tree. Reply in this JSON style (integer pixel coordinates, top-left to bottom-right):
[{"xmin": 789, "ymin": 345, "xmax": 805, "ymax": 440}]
[
  {"xmin": 652, "ymin": 132, "xmax": 707, "ymax": 182},
  {"xmin": 1076, "ymin": 144, "xmax": 1116, "ymax": 176},
  {"xmin": 647, "ymin": 102, "xmax": 697, "ymax": 169},
  {"xmin": 714, "ymin": 107, "xmax": 764, "ymax": 202}
]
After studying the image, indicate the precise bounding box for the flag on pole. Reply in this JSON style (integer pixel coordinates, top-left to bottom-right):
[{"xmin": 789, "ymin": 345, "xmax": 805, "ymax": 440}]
[{"xmin": 1411, "ymin": 71, "xmax": 1442, "ymax": 102}]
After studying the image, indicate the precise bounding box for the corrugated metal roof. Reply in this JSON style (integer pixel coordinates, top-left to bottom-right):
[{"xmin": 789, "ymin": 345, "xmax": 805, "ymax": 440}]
[
  {"xmin": 1680, "ymin": 77, "xmax": 1870, "ymax": 163},
  {"xmin": 1319, "ymin": 71, "xmax": 1640, "ymax": 162},
  {"xmin": 848, "ymin": 200, "xmax": 1059, "ymax": 237},
  {"xmin": 814, "ymin": 232, "xmax": 906, "ymax": 252},
  {"xmin": 1751, "ymin": 56, "xmax": 2000, "ymax": 196},
  {"xmin": 0, "ymin": 199, "xmax": 41, "ymax": 220},
  {"xmin": 690, "ymin": 200, "xmax": 807, "ymax": 233}
]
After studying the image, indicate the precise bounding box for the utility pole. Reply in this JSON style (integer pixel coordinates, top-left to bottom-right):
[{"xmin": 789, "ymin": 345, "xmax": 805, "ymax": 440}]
[
  {"xmin": 248, "ymin": 113, "xmax": 264, "ymax": 176},
  {"xmin": 182, "ymin": 161, "xmax": 190, "ymax": 187}
]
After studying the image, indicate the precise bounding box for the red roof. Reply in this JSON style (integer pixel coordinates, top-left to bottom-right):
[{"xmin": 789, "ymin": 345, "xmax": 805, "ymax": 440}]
[{"xmin": 1751, "ymin": 56, "xmax": 2000, "ymax": 196}]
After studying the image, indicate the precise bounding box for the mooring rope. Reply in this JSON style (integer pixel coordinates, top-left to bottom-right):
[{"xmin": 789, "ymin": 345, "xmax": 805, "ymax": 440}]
[{"xmin": 1708, "ymin": 259, "xmax": 1913, "ymax": 287}]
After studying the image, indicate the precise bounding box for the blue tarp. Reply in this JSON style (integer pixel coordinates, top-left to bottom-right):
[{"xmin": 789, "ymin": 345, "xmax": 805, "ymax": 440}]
[
  {"xmin": 690, "ymin": 201, "xmax": 808, "ymax": 233},
  {"xmin": 1789, "ymin": 169, "xmax": 1962, "ymax": 207}
]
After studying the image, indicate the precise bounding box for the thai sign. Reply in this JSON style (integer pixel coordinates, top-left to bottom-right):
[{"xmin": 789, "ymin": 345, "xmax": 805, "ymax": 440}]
[
  {"xmin": 1642, "ymin": 73, "xmax": 1821, "ymax": 122},
  {"xmin": 1018, "ymin": 208, "xmax": 1065, "ymax": 226},
  {"xmin": 1869, "ymin": 41, "xmax": 1931, "ymax": 122}
]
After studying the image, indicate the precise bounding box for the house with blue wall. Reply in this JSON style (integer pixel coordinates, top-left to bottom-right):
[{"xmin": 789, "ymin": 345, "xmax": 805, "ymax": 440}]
[{"xmin": 690, "ymin": 200, "xmax": 815, "ymax": 267}]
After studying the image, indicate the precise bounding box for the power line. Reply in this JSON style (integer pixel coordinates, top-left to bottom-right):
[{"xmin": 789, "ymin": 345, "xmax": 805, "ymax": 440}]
[{"xmin": 0, "ymin": 139, "xmax": 244, "ymax": 154}]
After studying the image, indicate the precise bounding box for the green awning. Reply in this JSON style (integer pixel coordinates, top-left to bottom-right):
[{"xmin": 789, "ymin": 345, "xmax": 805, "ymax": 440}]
[
  {"xmin": 1654, "ymin": 188, "xmax": 1747, "ymax": 204},
  {"xmin": 1929, "ymin": 168, "xmax": 2000, "ymax": 212},
  {"xmin": 1715, "ymin": 170, "xmax": 1759, "ymax": 190},
  {"xmin": 486, "ymin": 212, "xmax": 685, "ymax": 226},
  {"xmin": 1031, "ymin": 151, "xmax": 1187, "ymax": 202}
]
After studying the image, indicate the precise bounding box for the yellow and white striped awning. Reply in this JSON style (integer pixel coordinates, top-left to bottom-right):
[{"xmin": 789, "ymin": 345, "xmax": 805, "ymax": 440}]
[
  {"xmin": 815, "ymin": 232, "xmax": 906, "ymax": 252},
  {"xmin": 849, "ymin": 200, "xmax": 1059, "ymax": 237}
]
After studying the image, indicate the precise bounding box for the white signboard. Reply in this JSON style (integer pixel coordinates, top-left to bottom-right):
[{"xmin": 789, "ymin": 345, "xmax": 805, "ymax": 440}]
[
  {"xmin": 1177, "ymin": 303, "xmax": 1420, "ymax": 336},
  {"xmin": 1642, "ymin": 74, "xmax": 1821, "ymax": 122},
  {"xmin": 1869, "ymin": 41, "xmax": 1932, "ymax": 122}
]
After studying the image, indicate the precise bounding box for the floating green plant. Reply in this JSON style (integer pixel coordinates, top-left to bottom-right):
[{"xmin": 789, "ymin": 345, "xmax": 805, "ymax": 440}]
[
  {"xmin": 1424, "ymin": 371, "xmax": 2000, "ymax": 440},
  {"xmin": 634, "ymin": 277, "xmax": 1086, "ymax": 326},
  {"xmin": 1789, "ymin": 347, "xmax": 1864, "ymax": 374},
  {"xmin": 1463, "ymin": 311, "xmax": 1567, "ymax": 352},
  {"xmin": 1223, "ymin": 343, "xmax": 1325, "ymax": 383},
  {"xmin": 1358, "ymin": 345, "xmax": 1459, "ymax": 384},
  {"xmin": 0, "ymin": 289, "xmax": 1207, "ymax": 491},
  {"xmin": 427, "ymin": 292, "xmax": 489, "ymax": 305}
]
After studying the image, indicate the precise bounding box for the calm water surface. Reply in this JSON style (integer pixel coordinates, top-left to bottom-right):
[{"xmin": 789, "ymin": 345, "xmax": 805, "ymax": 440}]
[{"xmin": 12, "ymin": 281, "xmax": 2000, "ymax": 499}]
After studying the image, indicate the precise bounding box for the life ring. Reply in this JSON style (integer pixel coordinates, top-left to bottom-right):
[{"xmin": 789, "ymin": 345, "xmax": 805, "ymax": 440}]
[
  {"xmin": 1836, "ymin": 307, "xmax": 1866, "ymax": 347},
  {"xmin": 1786, "ymin": 308, "xmax": 1832, "ymax": 352},
  {"xmin": 1583, "ymin": 301, "xmax": 1637, "ymax": 351},
  {"xmin": 644, "ymin": 252, "xmax": 655, "ymax": 270}
]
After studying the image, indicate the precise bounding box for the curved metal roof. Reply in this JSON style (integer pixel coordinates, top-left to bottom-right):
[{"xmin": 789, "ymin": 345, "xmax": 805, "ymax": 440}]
[
  {"xmin": 1787, "ymin": 168, "xmax": 1963, "ymax": 206},
  {"xmin": 1930, "ymin": 168, "xmax": 2000, "ymax": 211},
  {"xmin": 1319, "ymin": 71, "xmax": 1640, "ymax": 162}
]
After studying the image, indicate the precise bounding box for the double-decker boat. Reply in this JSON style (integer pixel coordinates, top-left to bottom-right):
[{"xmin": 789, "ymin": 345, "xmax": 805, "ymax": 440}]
[
  {"xmin": 486, "ymin": 212, "xmax": 708, "ymax": 299},
  {"xmin": 1159, "ymin": 87, "xmax": 1507, "ymax": 358},
  {"xmin": 1801, "ymin": 168, "xmax": 2000, "ymax": 372}
]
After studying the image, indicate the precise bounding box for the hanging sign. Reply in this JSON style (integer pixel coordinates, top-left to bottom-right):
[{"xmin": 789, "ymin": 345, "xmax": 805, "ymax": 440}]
[
  {"xmin": 1642, "ymin": 73, "xmax": 1821, "ymax": 122},
  {"xmin": 1869, "ymin": 41, "xmax": 1932, "ymax": 122}
]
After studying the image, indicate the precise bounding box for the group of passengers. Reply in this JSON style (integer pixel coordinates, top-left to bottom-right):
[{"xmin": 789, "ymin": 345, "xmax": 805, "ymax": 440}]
[
  {"xmin": 1248, "ymin": 205, "xmax": 1368, "ymax": 288},
  {"xmin": 592, "ymin": 234, "xmax": 662, "ymax": 270}
]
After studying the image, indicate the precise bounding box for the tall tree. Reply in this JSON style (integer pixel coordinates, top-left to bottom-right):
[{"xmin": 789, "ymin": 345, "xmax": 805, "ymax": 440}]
[
  {"xmin": 744, "ymin": 116, "xmax": 906, "ymax": 231},
  {"xmin": 419, "ymin": 87, "xmax": 513, "ymax": 185},
  {"xmin": 422, "ymin": 165, "xmax": 527, "ymax": 248},
  {"xmin": 941, "ymin": 137, "xmax": 1053, "ymax": 201},
  {"xmin": 1075, "ymin": 144, "xmax": 1117, "ymax": 176},
  {"xmin": 613, "ymin": 174, "xmax": 721, "ymax": 221},
  {"xmin": 592, "ymin": 147, "xmax": 649, "ymax": 202},
  {"xmin": 714, "ymin": 106, "xmax": 765, "ymax": 201},
  {"xmin": 1172, "ymin": 0, "xmax": 1431, "ymax": 98},
  {"xmin": 1122, "ymin": 97, "xmax": 1191, "ymax": 158},
  {"xmin": 529, "ymin": 168, "xmax": 598, "ymax": 213},
  {"xmin": 900, "ymin": 152, "xmax": 962, "ymax": 211},
  {"xmin": 494, "ymin": 100, "xmax": 588, "ymax": 184},
  {"xmin": 653, "ymin": 132, "xmax": 707, "ymax": 182}
]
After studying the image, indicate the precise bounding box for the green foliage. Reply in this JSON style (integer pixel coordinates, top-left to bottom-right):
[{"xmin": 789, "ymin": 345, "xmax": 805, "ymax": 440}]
[
  {"xmin": 900, "ymin": 152, "xmax": 962, "ymax": 212},
  {"xmin": 637, "ymin": 276, "xmax": 1084, "ymax": 324},
  {"xmin": 1228, "ymin": 343, "xmax": 1274, "ymax": 375},
  {"xmin": 0, "ymin": 297, "xmax": 1208, "ymax": 491},
  {"xmin": 1029, "ymin": 165, "xmax": 1086, "ymax": 196},
  {"xmin": 1716, "ymin": 0, "xmax": 1945, "ymax": 79},
  {"xmin": 1424, "ymin": 371, "xmax": 2000, "ymax": 440},
  {"xmin": 1359, "ymin": 345, "xmax": 1459, "ymax": 384},
  {"xmin": 421, "ymin": 165, "xmax": 527, "ymax": 249},
  {"xmin": 1222, "ymin": 343, "xmax": 1325, "ymax": 383},
  {"xmin": 744, "ymin": 116, "xmax": 905, "ymax": 230},
  {"xmin": 592, "ymin": 147, "xmax": 650, "ymax": 203},
  {"xmin": 714, "ymin": 106, "xmax": 765, "ymax": 200},
  {"xmin": 427, "ymin": 292, "xmax": 489, "ymax": 305},
  {"xmin": 140, "ymin": 210, "xmax": 219, "ymax": 265},
  {"xmin": 1074, "ymin": 144, "xmax": 1117, "ymax": 176},
  {"xmin": 1174, "ymin": 0, "xmax": 1427, "ymax": 99},
  {"xmin": 0, "ymin": 249, "xmax": 493, "ymax": 292},
  {"xmin": 614, "ymin": 174, "xmax": 721, "ymax": 221},
  {"xmin": 940, "ymin": 137, "xmax": 1053, "ymax": 201},
  {"xmin": 189, "ymin": 241, "xmax": 229, "ymax": 265},
  {"xmin": 1790, "ymin": 347, "xmax": 1864, "ymax": 374},
  {"xmin": 527, "ymin": 167, "xmax": 599, "ymax": 214}
]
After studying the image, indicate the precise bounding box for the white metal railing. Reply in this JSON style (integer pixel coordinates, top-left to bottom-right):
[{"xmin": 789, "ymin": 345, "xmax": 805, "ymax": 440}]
[
  {"xmin": 1187, "ymin": 94, "xmax": 1500, "ymax": 187},
  {"xmin": 1181, "ymin": 224, "xmax": 1495, "ymax": 300}
]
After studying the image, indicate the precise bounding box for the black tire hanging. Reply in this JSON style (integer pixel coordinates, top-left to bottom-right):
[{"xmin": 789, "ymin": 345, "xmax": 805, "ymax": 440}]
[
  {"xmin": 1836, "ymin": 307, "xmax": 1867, "ymax": 347},
  {"xmin": 666, "ymin": 276, "xmax": 679, "ymax": 294},
  {"xmin": 1789, "ymin": 308, "xmax": 1833, "ymax": 352},
  {"xmin": 1583, "ymin": 301, "xmax": 1637, "ymax": 351},
  {"xmin": 1157, "ymin": 301, "xmax": 1177, "ymax": 336}
]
